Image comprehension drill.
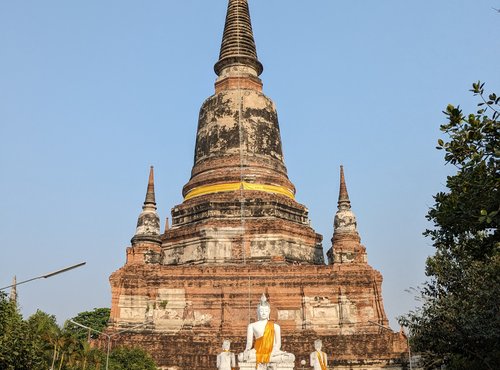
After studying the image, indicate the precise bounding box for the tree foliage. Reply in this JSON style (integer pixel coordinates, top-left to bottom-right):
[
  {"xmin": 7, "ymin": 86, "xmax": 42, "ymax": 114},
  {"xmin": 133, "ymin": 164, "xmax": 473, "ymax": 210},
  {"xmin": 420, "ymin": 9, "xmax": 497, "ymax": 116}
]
[
  {"xmin": 65, "ymin": 307, "xmax": 111, "ymax": 341},
  {"xmin": 108, "ymin": 347, "xmax": 158, "ymax": 370},
  {"xmin": 0, "ymin": 301, "xmax": 157, "ymax": 370},
  {"xmin": 0, "ymin": 292, "xmax": 45, "ymax": 370},
  {"xmin": 400, "ymin": 82, "xmax": 499, "ymax": 369},
  {"xmin": 26, "ymin": 310, "xmax": 61, "ymax": 370}
]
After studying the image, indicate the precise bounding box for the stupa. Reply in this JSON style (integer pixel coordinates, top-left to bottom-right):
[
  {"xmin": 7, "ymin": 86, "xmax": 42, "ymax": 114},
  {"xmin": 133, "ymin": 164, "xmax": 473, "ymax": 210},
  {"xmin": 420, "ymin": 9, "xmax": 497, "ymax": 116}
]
[{"xmin": 107, "ymin": 1, "xmax": 409, "ymax": 369}]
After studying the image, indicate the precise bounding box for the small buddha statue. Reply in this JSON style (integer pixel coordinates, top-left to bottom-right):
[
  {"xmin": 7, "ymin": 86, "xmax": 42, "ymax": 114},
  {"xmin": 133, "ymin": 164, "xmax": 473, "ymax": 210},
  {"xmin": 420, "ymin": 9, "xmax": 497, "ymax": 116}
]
[
  {"xmin": 238, "ymin": 294, "xmax": 295, "ymax": 369},
  {"xmin": 217, "ymin": 340, "xmax": 235, "ymax": 370},
  {"xmin": 309, "ymin": 339, "xmax": 327, "ymax": 370}
]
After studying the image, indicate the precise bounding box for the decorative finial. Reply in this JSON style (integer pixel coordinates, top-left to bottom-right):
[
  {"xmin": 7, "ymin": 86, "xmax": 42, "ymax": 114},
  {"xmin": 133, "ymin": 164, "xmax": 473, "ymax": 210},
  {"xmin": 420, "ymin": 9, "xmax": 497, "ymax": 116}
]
[
  {"xmin": 260, "ymin": 293, "xmax": 267, "ymax": 304},
  {"xmin": 333, "ymin": 165, "xmax": 358, "ymax": 234},
  {"xmin": 338, "ymin": 165, "xmax": 351, "ymax": 210},
  {"xmin": 214, "ymin": 0, "xmax": 263, "ymax": 76},
  {"xmin": 164, "ymin": 217, "xmax": 170, "ymax": 232},
  {"xmin": 144, "ymin": 166, "xmax": 156, "ymax": 206},
  {"xmin": 132, "ymin": 166, "xmax": 161, "ymax": 244}
]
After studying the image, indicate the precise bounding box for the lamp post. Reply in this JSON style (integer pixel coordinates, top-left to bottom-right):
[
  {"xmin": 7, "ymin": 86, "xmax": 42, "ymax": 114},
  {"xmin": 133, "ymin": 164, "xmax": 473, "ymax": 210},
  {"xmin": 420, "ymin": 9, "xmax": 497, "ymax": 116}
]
[
  {"xmin": 368, "ymin": 320, "xmax": 412, "ymax": 370},
  {"xmin": 69, "ymin": 319, "xmax": 148, "ymax": 370},
  {"xmin": 0, "ymin": 262, "xmax": 86, "ymax": 291}
]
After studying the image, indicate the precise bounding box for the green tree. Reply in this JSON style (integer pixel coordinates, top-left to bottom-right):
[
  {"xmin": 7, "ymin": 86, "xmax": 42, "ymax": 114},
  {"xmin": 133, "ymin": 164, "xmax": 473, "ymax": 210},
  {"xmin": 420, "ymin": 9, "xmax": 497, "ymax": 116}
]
[
  {"xmin": 0, "ymin": 296, "xmax": 112, "ymax": 370},
  {"xmin": 26, "ymin": 310, "xmax": 61, "ymax": 370},
  {"xmin": 401, "ymin": 82, "xmax": 499, "ymax": 369},
  {"xmin": 66, "ymin": 308, "xmax": 111, "ymax": 341},
  {"xmin": 76, "ymin": 340, "xmax": 103, "ymax": 370},
  {"xmin": 0, "ymin": 292, "xmax": 44, "ymax": 370},
  {"xmin": 108, "ymin": 347, "xmax": 157, "ymax": 370}
]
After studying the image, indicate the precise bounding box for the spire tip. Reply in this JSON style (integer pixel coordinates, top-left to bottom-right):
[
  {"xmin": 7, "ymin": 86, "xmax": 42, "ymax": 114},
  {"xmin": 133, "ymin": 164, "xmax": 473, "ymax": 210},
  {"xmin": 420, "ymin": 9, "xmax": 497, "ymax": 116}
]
[
  {"xmin": 338, "ymin": 165, "xmax": 351, "ymax": 208},
  {"xmin": 145, "ymin": 166, "xmax": 156, "ymax": 206},
  {"xmin": 214, "ymin": 0, "xmax": 263, "ymax": 76}
]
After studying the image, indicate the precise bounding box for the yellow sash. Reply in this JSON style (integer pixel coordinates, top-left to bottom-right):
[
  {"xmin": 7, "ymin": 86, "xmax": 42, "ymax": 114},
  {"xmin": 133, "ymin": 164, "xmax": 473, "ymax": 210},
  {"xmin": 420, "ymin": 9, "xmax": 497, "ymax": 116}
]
[
  {"xmin": 316, "ymin": 351, "xmax": 327, "ymax": 370},
  {"xmin": 255, "ymin": 321, "xmax": 274, "ymax": 365},
  {"xmin": 184, "ymin": 181, "xmax": 295, "ymax": 200}
]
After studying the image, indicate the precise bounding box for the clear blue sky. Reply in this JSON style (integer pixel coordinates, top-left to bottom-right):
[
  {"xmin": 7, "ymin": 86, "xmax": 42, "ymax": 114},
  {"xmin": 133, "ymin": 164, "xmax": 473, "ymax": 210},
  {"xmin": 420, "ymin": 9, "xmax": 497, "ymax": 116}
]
[{"xmin": 1, "ymin": 1, "xmax": 499, "ymax": 330}]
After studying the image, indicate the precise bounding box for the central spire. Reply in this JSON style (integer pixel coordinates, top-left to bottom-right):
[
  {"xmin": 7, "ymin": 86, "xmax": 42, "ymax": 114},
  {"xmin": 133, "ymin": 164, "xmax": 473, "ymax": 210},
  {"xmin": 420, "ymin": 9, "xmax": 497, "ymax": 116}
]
[
  {"xmin": 163, "ymin": 0, "xmax": 324, "ymax": 266},
  {"xmin": 214, "ymin": 0, "xmax": 263, "ymax": 77},
  {"xmin": 181, "ymin": 0, "xmax": 293, "ymax": 202}
]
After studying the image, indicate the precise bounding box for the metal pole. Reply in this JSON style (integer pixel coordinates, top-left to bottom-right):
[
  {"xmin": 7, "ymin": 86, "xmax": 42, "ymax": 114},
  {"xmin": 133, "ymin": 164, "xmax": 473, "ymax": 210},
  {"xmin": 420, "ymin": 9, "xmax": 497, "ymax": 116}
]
[
  {"xmin": 69, "ymin": 319, "xmax": 148, "ymax": 370},
  {"xmin": 0, "ymin": 262, "xmax": 86, "ymax": 291},
  {"xmin": 105, "ymin": 335, "xmax": 111, "ymax": 370},
  {"xmin": 407, "ymin": 333, "xmax": 413, "ymax": 370}
]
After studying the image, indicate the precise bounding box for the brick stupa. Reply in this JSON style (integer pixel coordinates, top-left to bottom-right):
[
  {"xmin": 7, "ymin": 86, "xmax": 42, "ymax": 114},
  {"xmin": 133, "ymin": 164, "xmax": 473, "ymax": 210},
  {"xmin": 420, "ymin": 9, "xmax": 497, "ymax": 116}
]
[{"xmin": 107, "ymin": 1, "xmax": 409, "ymax": 369}]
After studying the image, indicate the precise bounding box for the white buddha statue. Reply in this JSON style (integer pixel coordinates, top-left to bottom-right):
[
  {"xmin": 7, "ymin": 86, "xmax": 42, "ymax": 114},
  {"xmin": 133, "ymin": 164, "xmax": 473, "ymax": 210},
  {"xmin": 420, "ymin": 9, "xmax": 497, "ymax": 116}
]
[
  {"xmin": 309, "ymin": 339, "xmax": 328, "ymax": 370},
  {"xmin": 217, "ymin": 340, "xmax": 236, "ymax": 370},
  {"xmin": 238, "ymin": 294, "xmax": 295, "ymax": 369}
]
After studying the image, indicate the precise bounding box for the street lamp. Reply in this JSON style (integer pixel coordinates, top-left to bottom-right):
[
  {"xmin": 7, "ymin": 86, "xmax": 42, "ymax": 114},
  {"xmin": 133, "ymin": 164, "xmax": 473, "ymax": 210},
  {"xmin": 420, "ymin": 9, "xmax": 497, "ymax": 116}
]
[
  {"xmin": 0, "ymin": 262, "xmax": 86, "ymax": 291},
  {"xmin": 368, "ymin": 320, "xmax": 412, "ymax": 370},
  {"xmin": 69, "ymin": 319, "xmax": 148, "ymax": 370}
]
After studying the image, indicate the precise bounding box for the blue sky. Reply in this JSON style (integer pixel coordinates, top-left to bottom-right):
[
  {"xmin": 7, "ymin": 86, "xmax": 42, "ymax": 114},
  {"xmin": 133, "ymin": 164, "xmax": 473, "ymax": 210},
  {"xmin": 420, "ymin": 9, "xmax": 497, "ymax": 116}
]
[{"xmin": 1, "ymin": 1, "xmax": 499, "ymax": 330}]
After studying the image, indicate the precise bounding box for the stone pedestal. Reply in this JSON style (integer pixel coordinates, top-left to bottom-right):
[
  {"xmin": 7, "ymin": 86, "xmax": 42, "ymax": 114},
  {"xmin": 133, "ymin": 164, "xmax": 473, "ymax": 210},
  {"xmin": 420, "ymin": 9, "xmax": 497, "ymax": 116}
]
[{"xmin": 238, "ymin": 362, "xmax": 295, "ymax": 370}]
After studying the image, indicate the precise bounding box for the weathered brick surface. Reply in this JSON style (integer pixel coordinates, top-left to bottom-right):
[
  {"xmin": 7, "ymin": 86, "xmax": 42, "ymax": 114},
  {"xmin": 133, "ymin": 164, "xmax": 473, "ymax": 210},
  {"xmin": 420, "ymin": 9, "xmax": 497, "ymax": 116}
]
[
  {"xmin": 106, "ymin": 331, "xmax": 408, "ymax": 370},
  {"xmin": 184, "ymin": 89, "xmax": 291, "ymax": 196},
  {"xmin": 108, "ymin": 261, "xmax": 409, "ymax": 369}
]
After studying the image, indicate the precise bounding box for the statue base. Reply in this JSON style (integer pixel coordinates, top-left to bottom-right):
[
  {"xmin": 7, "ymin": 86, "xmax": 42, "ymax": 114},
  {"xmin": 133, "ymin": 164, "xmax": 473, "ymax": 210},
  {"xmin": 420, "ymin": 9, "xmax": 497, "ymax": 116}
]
[{"xmin": 238, "ymin": 362, "xmax": 295, "ymax": 370}]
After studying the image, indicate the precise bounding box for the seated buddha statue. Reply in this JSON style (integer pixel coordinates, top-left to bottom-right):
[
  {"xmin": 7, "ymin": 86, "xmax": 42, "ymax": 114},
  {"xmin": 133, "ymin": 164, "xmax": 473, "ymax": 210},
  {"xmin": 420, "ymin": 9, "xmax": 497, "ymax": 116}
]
[{"xmin": 238, "ymin": 294, "xmax": 295, "ymax": 369}]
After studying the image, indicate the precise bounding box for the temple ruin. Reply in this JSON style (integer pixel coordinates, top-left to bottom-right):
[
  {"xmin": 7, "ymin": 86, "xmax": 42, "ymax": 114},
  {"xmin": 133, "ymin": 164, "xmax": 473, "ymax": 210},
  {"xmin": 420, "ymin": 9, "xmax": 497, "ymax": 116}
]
[{"xmin": 107, "ymin": 1, "xmax": 409, "ymax": 369}]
